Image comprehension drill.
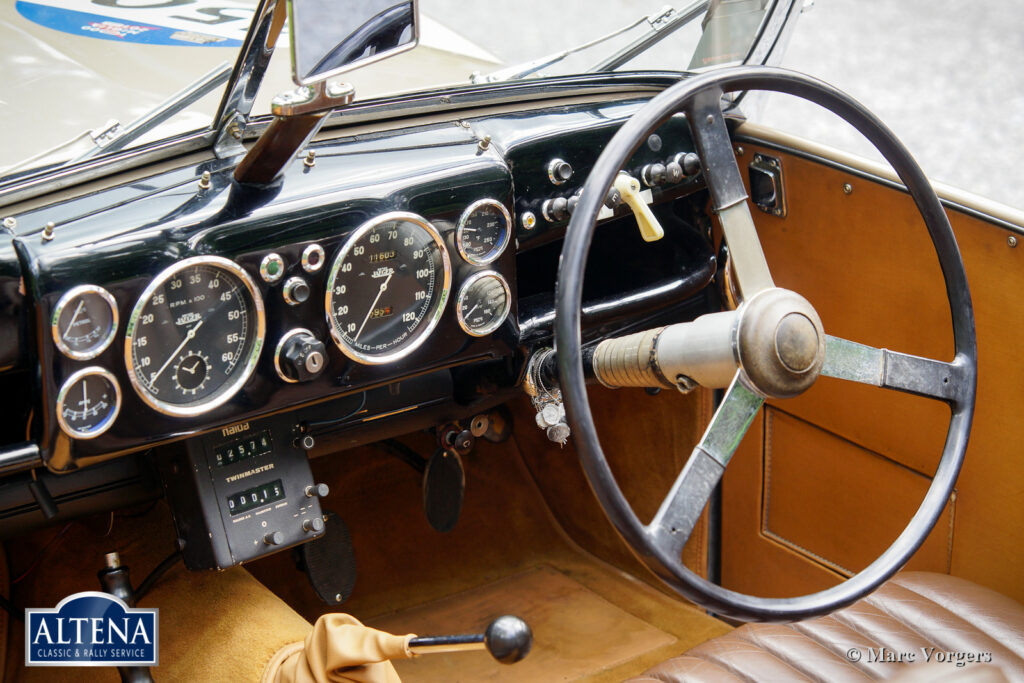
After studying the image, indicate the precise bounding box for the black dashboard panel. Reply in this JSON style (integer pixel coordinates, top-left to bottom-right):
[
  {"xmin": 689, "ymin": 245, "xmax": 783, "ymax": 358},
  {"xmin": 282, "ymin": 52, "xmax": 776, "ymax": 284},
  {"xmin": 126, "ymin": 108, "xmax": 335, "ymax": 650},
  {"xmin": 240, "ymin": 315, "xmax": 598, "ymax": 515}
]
[{"xmin": 3, "ymin": 96, "xmax": 715, "ymax": 476}]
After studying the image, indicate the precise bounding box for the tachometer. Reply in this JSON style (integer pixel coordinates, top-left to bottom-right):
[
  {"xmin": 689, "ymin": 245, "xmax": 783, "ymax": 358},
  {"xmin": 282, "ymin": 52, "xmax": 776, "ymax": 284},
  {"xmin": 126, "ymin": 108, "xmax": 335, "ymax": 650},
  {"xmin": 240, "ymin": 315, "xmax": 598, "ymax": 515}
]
[
  {"xmin": 124, "ymin": 256, "xmax": 265, "ymax": 417},
  {"xmin": 325, "ymin": 212, "xmax": 451, "ymax": 364}
]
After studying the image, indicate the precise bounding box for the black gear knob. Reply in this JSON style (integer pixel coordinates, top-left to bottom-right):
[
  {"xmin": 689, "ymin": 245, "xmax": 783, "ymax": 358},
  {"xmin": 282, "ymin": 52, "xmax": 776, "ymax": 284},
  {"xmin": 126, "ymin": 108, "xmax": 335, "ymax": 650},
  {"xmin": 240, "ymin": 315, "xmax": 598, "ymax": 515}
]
[{"xmin": 484, "ymin": 615, "xmax": 532, "ymax": 664}]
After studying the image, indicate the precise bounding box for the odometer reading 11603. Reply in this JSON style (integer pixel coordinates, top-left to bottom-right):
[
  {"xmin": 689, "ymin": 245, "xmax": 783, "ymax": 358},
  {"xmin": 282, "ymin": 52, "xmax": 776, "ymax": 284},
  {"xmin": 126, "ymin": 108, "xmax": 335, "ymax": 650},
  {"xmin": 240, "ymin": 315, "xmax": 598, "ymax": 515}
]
[
  {"xmin": 125, "ymin": 256, "xmax": 265, "ymax": 417},
  {"xmin": 325, "ymin": 212, "xmax": 451, "ymax": 365}
]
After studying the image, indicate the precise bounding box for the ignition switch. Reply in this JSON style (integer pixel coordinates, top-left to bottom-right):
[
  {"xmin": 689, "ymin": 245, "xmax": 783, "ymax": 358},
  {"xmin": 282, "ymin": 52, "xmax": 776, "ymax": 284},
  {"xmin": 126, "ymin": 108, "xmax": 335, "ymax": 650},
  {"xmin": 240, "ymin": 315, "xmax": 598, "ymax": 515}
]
[{"xmin": 275, "ymin": 328, "xmax": 327, "ymax": 383}]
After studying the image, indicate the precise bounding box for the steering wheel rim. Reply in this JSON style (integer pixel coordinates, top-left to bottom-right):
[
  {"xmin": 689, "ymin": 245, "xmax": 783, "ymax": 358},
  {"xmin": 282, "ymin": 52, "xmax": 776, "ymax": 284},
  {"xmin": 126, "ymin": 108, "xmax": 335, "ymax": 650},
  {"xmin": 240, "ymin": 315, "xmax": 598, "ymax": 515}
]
[{"xmin": 554, "ymin": 65, "xmax": 977, "ymax": 622}]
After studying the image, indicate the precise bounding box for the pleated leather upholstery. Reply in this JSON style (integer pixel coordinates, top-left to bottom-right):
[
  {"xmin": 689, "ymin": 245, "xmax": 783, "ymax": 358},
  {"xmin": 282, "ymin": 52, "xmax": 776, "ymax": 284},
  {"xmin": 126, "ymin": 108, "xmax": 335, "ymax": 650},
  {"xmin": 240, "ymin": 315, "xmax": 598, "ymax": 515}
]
[{"xmin": 627, "ymin": 573, "xmax": 1024, "ymax": 682}]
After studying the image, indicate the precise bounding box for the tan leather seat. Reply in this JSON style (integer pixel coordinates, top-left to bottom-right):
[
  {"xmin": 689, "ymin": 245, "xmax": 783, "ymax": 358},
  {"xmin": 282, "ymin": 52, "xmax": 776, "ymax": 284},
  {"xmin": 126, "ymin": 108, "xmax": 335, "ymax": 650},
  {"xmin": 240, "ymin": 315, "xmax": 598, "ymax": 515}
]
[{"xmin": 626, "ymin": 573, "xmax": 1024, "ymax": 682}]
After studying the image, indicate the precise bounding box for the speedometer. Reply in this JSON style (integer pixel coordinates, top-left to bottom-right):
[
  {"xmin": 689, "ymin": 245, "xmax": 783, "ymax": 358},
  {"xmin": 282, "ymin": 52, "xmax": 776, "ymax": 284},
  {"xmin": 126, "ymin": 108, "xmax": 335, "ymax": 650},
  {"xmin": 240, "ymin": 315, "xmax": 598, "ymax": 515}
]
[
  {"xmin": 124, "ymin": 256, "xmax": 265, "ymax": 417},
  {"xmin": 325, "ymin": 212, "xmax": 451, "ymax": 364}
]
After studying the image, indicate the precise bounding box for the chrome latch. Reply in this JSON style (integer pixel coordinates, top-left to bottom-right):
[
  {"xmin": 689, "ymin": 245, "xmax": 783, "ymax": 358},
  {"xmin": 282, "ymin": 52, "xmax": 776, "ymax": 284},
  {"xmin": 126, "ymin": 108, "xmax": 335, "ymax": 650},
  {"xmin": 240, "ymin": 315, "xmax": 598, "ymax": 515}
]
[{"xmin": 748, "ymin": 153, "xmax": 787, "ymax": 218}]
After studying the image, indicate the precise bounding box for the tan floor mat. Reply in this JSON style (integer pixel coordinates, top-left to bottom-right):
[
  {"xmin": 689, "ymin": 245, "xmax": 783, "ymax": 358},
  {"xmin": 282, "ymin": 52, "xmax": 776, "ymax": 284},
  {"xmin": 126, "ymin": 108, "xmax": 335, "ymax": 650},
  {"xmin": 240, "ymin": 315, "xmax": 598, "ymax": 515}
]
[{"xmin": 370, "ymin": 565, "xmax": 676, "ymax": 682}]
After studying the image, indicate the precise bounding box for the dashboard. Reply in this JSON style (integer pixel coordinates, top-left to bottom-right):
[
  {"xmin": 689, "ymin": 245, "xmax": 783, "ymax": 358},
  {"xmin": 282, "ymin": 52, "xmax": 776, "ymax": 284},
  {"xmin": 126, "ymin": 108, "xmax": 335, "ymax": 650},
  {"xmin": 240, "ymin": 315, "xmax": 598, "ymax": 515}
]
[{"xmin": 0, "ymin": 96, "xmax": 719, "ymax": 562}]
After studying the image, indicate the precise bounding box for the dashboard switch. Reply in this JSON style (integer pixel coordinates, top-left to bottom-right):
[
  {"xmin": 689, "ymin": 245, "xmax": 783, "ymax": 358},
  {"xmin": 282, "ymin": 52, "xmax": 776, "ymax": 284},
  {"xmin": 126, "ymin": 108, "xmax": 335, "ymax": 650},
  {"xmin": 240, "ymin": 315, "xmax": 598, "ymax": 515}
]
[
  {"xmin": 641, "ymin": 163, "xmax": 668, "ymax": 187},
  {"xmin": 305, "ymin": 483, "xmax": 329, "ymax": 498},
  {"xmin": 283, "ymin": 276, "xmax": 311, "ymax": 305},
  {"xmin": 547, "ymin": 158, "xmax": 572, "ymax": 185},
  {"xmin": 264, "ymin": 531, "xmax": 284, "ymax": 546},
  {"xmin": 275, "ymin": 328, "xmax": 327, "ymax": 383},
  {"xmin": 673, "ymin": 152, "xmax": 701, "ymax": 177},
  {"xmin": 303, "ymin": 516, "xmax": 325, "ymax": 533}
]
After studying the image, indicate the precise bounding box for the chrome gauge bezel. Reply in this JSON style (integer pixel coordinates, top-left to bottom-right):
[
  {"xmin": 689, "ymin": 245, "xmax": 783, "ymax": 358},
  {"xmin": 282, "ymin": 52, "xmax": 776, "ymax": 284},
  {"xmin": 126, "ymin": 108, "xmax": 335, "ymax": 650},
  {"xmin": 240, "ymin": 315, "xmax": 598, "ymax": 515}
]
[
  {"xmin": 51, "ymin": 285, "xmax": 119, "ymax": 360},
  {"xmin": 56, "ymin": 366, "xmax": 122, "ymax": 439},
  {"xmin": 456, "ymin": 270, "xmax": 512, "ymax": 337},
  {"xmin": 455, "ymin": 199, "xmax": 512, "ymax": 265},
  {"xmin": 325, "ymin": 211, "xmax": 452, "ymax": 366},
  {"xmin": 124, "ymin": 255, "xmax": 266, "ymax": 418}
]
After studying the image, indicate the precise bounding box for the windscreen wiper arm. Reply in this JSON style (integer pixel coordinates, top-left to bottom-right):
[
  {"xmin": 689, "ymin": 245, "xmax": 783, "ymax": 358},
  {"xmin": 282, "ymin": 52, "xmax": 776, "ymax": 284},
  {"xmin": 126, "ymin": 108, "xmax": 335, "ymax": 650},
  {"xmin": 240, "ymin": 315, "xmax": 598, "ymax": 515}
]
[
  {"xmin": 470, "ymin": 3, "xmax": 707, "ymax": 84},
  {"xmin": 74, "ymin": 62, "xmax": 233, "ymax": 162},
  {"xmin": 587, "ymin": 0, "xmax": 709, "ymax": 72}
]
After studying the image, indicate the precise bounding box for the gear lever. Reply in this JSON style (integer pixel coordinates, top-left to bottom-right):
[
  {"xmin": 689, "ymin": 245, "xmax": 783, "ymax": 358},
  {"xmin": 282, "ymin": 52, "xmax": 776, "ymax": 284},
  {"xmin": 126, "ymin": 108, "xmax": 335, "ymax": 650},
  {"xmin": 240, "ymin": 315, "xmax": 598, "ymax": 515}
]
[{"xmin": 408, "ymin": 615, "xmax": 532, "ymax": 664}]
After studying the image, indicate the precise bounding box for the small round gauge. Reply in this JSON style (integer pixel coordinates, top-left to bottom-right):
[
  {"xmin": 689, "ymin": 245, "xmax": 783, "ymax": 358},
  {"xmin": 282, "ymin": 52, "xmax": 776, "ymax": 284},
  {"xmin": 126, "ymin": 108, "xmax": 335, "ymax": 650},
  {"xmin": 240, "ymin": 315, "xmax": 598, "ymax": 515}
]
[
  {"xmin": 125, "ymin": 256, "xmax": 265, "ymax": 417},
  {"xmin": 456, "ymin": 199, "xmax": 512, "ymax": 265},
  {"xmin": 456, "ymin": 271, "xmax": 511, "ymax": 337},
  {"xmin": 325, "ymin": 212, "xmax": 451, "ymax": 365},
  {"xmin": 51, "ymin": 285, "xmax": 118, "ymax": 360},
  {"xmin": 56, "ymin": 367, "xmax": 121, "ymax": 439}
]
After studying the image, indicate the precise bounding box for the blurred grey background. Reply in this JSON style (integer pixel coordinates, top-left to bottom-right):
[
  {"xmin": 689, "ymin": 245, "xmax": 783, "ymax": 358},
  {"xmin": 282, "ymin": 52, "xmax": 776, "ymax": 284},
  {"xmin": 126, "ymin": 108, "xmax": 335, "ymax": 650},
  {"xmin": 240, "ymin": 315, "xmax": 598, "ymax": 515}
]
[{"xmin": 433, "ymin": 0, "xmax": 1024, "ymax": 209}]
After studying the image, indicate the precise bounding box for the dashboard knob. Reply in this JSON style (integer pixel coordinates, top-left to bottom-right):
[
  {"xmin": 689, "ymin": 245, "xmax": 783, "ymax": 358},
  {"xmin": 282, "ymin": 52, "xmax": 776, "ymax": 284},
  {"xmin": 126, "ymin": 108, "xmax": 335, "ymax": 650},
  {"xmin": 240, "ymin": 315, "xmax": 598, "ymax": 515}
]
[
  {"xmin": 566, "ymin": 194, "xmax": 579, "ymax": 215},
  {"xmin": 264, "ymin": 531, "xmax": 284, "ymax": 545},
  {"xmin": 303, "ymin": 516, "xmax": 325, "ymax": 533},
  {"xmin": 674, "ymin": 152, "xmax": 701, "ymax": 177},
  {"xmin": 665, "ymin": 161, "xmax": 684, "ymax": 184},
  {"xmin": 547, "ymin": 158, "xmax": 573, "ymax": 185},
  {"xmin": 305, "ymin": 483, "xmax": 329, "ymax": 498},
  {"xmin": 641, "ymin": 163, "xmax": 668, "ymax": 187},
  {"xmin": 276, "ymin": 330, "xmax": 327, "ymax": 383},
  {"xmin": 283, "ymin": 276, "xmax": 311, "ymax": 306}
]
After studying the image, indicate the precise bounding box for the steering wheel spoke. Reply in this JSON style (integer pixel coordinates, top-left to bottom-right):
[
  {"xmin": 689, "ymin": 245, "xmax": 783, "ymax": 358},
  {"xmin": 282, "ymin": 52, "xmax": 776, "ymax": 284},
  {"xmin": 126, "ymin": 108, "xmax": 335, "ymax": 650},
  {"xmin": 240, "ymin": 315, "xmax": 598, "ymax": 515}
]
[
  {"xmin": 684, "ymin": 87, "xmax": 774, "ymax": 299},
  {"xmin": 647, "ymin": 371, "xmax": 763, "ymax": 556},
  {"xmin": 822, "ymin": 335, "xmax": 966, "ymax": 404}
]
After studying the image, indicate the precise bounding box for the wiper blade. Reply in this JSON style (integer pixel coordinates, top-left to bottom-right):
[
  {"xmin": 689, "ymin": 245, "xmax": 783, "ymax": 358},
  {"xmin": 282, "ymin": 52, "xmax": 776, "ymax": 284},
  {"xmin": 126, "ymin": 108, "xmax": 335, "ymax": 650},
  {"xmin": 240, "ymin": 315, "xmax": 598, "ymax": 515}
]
[
  {"xmin": 470, "ymin": 2, "xmax": 708, "ymax": 85},
  {"xmin": 73, "ymin": 62, "xmax": 233, "ymax": 162}
]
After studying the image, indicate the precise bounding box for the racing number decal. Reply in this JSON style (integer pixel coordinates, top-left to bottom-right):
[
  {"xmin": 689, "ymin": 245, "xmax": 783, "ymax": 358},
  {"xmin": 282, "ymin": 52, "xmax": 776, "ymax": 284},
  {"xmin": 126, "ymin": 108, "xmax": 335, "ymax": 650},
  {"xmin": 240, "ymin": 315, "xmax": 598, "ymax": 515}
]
[{"xmin": 15, "ymin": 0, "xmax": 256, "ymax": 46}]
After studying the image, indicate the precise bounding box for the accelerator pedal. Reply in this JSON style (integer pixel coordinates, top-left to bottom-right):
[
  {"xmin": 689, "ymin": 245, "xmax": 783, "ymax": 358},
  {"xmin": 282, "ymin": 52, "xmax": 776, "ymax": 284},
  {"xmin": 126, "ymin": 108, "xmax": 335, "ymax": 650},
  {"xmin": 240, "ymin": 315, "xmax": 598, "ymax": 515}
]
[
  {"xmin": 298, "ymin": 511, "xmax": 357, "ymax": 606},
  {"xmin": 423, "ymin": 448, "xmax": 465, "ymax": 533}
]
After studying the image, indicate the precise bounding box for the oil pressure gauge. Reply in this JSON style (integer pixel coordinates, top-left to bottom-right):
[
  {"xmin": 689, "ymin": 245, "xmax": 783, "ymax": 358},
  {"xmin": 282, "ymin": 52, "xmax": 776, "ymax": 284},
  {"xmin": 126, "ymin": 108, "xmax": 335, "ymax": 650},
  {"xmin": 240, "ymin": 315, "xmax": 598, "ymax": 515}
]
[
  {"xmin": 51, "ymin": 285, "xmax": 118, "ymax": 360},
  {"xmin": 456, "ymin": 271, "xmax": 511, "ymax": 337},
  {"xmin": 56, "ymin": 367, "xmax": 121, "ymax": 439},
  {"xmin": 456, "ymin": 199, "xmax": 512, "ymax": 265}
]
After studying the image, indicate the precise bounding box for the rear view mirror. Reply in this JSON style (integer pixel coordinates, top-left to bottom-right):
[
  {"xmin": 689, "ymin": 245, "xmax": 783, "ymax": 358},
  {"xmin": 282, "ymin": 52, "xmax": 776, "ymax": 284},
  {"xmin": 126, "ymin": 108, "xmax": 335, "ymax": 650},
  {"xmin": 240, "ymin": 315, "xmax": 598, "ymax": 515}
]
[{"xmin": 288, "ymin": 0, "xmax": 419, "ymax": 86}]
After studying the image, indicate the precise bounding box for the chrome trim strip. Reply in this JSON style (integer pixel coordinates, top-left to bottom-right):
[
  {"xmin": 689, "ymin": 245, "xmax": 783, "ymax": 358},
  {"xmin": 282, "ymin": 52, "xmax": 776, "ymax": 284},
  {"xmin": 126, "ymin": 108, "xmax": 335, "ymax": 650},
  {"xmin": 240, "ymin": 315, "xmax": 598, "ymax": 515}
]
[
  {"xmin": 123, "ymin": 256, "xmax": 266, "ymax": 418},
  {"xmin": 324, "ymin": 211, "xmax": 451, "ymax": 365},
  {"xmin": 455, "ymin": 270, "xmax": 511, "ymax": 338},
  {"xmin": 55, "ymin": 367, "xmax": 122, "ymax": 440},
  {"xmin": 0, "ymin": 130, "xmax": 215, "ymax": 212},
  {"xmin": 51, "ymin": 285, "xmax": 119, "ymax": 361},
  {"xmin": 455, "ymin": 198, "xmax": 512, "ymax": 265},
  {"xmin": 273, "ymin": 327, "xmax": 314, "ymax": 383}
]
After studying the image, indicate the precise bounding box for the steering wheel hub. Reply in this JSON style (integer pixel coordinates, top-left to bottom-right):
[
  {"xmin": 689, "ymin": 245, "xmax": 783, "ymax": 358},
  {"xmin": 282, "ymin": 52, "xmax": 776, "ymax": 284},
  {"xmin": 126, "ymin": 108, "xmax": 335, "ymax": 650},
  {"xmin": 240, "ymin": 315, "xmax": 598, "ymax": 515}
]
[{"xmin": 737, "ymin": 288, "xmax": 824, "ymax": 398}]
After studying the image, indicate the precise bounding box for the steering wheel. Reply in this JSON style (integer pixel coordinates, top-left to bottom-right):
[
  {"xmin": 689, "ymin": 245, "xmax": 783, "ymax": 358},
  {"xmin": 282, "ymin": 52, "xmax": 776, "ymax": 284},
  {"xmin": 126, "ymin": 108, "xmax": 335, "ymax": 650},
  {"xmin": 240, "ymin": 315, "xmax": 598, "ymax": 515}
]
[{"xmin": 554, "ymin": 66, "xmax": 977, "ymax": 622}]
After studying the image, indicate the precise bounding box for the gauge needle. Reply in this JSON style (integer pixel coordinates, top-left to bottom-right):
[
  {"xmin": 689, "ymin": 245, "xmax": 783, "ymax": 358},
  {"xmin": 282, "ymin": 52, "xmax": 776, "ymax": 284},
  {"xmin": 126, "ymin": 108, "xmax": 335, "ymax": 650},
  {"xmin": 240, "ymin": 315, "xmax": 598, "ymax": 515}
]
[
  {"xmin": 79, "ymin": 379, "xmax": 90, "ymax": 412},
  {"xmin": 150, "ymin": 319, "xmax": 204, "ymax": 386},
  {"xmin": 63, "ymin": 300, "xmax": 86, "ymax": 339},
  {"xmin": 354, "ymin": 271, "xmax": 393, "ymax": 342},
  {"xmin": 463, "ymin": 303, "xmax": 480, "ymax": 319},
  {"xmin": 181, "ymin": 358, "xmax": 201, "ymax": 374}
]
